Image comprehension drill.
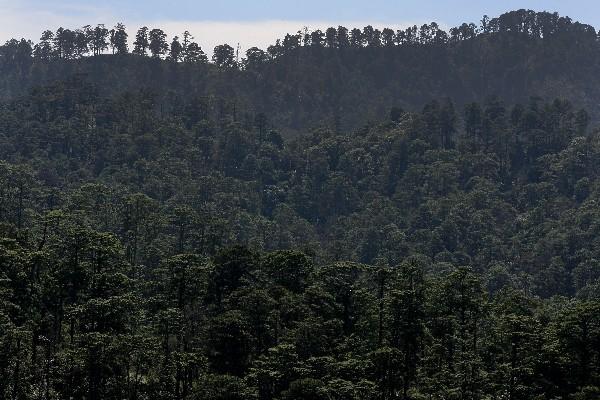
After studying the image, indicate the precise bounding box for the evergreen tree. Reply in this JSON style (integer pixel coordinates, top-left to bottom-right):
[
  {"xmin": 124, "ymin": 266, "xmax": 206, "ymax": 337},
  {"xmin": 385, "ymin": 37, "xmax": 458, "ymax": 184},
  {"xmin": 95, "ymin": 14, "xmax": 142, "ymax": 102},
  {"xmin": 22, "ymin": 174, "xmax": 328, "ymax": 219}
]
[
  {"xmin": 109, "ymin": 22, "xmax": 128, "ymax": 54},
  {"xmin": 133, "ymin": 26, "xmax": 149, "ymax": 56},
  {"xmin": 148, "ymin": 28, "xmax": 168, "ymax": 58}
]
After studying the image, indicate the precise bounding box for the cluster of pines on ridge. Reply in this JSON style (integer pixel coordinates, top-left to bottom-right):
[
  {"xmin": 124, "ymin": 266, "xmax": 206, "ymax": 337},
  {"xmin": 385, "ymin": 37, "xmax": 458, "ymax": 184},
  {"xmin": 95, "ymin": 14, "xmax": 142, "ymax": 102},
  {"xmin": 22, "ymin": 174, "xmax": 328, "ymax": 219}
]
[{"xmin": 1, "ymin": 8, "xmax": 600, "ymax": 400}]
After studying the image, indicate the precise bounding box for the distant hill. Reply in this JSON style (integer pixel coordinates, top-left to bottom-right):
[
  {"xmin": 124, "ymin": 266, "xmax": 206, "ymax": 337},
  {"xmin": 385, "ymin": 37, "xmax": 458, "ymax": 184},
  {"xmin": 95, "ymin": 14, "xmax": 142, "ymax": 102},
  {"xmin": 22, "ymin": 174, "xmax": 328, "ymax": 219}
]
[{"xmin": 1, "ymin": 10, "xmax": 600, "ymax": 133}]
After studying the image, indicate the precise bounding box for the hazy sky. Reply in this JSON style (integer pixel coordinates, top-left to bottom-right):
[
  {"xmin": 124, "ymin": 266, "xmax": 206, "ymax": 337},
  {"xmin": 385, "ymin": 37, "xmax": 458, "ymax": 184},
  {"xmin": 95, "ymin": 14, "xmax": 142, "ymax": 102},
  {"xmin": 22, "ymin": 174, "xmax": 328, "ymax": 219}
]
[{"xmin": 1, "ymin": 1, "xmax": 599, "ymax": 54}]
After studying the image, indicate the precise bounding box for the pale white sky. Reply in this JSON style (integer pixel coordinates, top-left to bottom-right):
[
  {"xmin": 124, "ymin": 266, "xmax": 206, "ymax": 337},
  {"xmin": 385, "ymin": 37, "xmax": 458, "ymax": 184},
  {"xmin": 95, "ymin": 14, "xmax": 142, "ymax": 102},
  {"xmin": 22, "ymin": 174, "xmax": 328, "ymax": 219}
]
[
  {"xmin": 0, "ymin": 4, "xmax": 426, "ymax": 55},
  {"xmin": 1, "ymin": 0, "xmax": 598, "ymax": 55}
]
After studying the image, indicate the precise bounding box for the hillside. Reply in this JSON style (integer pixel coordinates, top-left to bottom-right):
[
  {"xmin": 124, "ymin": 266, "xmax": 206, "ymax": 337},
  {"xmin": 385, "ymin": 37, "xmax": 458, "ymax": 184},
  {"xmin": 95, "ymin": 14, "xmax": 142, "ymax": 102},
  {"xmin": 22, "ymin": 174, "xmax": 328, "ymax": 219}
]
[
  {"xmin": 1, "ymin": 9, "xmax": 600, "ymax": 400},
  {"xmin": 2, "ymin": 9, "xmax": 600, "ymax": 132}
]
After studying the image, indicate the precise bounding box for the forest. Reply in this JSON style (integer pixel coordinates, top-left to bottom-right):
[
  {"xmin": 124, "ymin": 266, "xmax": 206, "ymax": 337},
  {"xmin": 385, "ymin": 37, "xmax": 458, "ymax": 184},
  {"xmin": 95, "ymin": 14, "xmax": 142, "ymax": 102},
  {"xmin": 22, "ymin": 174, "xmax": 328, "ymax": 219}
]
[{"xmin": 0, "ymin": 8, "xmax": 600, "ymax": 400}]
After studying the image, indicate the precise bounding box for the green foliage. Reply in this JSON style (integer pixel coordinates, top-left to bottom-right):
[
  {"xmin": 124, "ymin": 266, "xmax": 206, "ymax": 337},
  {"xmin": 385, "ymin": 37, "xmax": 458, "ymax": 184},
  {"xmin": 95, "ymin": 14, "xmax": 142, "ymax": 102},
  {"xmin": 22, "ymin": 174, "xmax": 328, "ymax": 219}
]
[{"xmin": 1, "ymin": 8, "xmax": 600, "ymax": 399}]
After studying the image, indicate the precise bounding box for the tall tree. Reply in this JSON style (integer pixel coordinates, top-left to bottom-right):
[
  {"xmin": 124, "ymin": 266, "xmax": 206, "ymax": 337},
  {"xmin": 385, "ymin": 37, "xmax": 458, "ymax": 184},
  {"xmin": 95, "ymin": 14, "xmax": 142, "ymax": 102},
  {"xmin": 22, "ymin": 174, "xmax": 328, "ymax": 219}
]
[
  {"xmin": 74, "ymin": 27, "xmax": 90, "ymax": 57},
  {"xmin": 33, "ymin": 30, "xmax": 54, "ymax": 59},
  {"xmin": 243, "ymin": 47, "xmax": 269, "ymax": 69},
  {"xmin": 169, "ymin": 36, "xmax": 183, "ymax": 62},
  {"xmin": 87, "ymin": 24, "xmax": 109, "ymax": 56},
  {"xmin": 184, "ymin": 42, "xmax": 208, "ymax": 63},
  {"xmin": 148, "ymin": 28, "xmax": 168, "ymax": 58},
  {"xmin": 133, "ymin": 26, "xmax": 149, "ymax": 56},
  {"xmin": 212, "ymin": 44, "xmax": 236, "ymax": 68},
  {"xmin": 109, "ymin": 22, "xmax": 128, "ymax": 54},
  {"xmin": 180, "ymin": 31, "xmax": 207, "ymax": 63},
  {"xmin": 382, "ymin": 28, "xmax": 396, "ymax": 46},
  {"xmin": 325, "ymin": 27, "xmax": 338, "ymax": 48},
  {"xmin": 337, "ymin": 26, "xmax": 350, "ymax": 48},
  {"xmin": 350, "ymin": 28, "xmax": 364, "ymax": 47},
  {"xmin": 53, "ymin": 28, "xmax": 76, "ymax": 59}
]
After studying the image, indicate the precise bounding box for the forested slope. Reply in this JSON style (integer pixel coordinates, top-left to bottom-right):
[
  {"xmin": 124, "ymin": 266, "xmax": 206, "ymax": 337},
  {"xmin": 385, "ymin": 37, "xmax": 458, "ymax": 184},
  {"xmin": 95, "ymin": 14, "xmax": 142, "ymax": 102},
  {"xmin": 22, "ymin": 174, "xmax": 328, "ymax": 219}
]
[
  {"xmin": 1, "ymin": 8, "xmax": 600, "ymax": 400},
  {"xmin": 2, "ymin": 9, "xmax": 600, "ymax": 131}
]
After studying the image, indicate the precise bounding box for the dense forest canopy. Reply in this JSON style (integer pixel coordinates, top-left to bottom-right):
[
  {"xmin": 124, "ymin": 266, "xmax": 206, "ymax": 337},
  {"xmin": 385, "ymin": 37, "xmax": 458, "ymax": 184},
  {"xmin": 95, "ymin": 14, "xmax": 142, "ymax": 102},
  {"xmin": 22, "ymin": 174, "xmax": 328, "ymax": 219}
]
[{"xmin": 1, "ymin": 8, "xmax": 600, "ymax": 400}]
